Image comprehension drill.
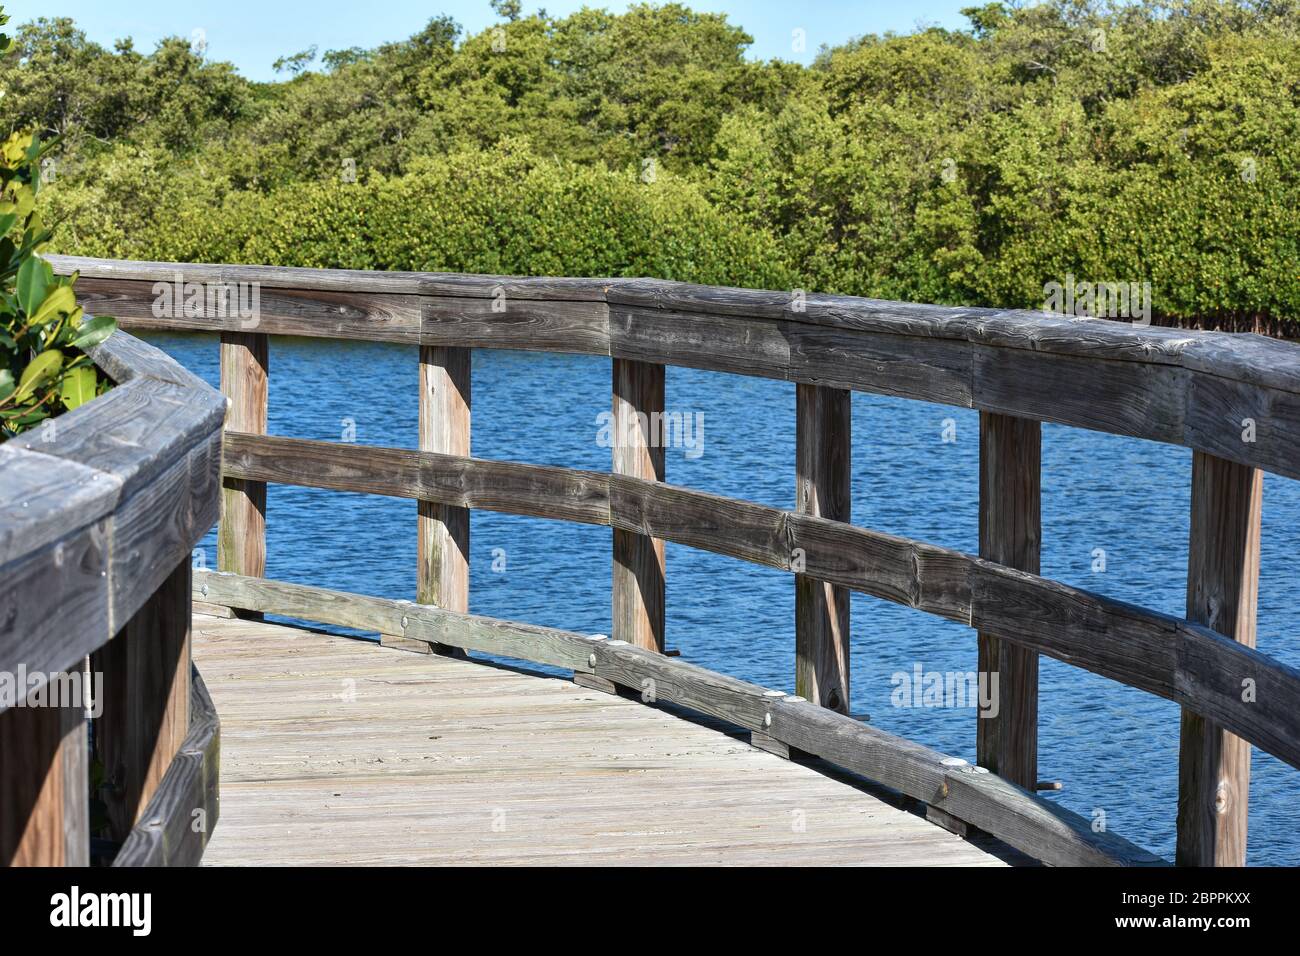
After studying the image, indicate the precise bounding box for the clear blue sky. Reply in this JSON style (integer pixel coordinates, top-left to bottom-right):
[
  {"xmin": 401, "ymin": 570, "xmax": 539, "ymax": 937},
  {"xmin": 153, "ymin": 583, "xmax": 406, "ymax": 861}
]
[{"xmin": 11, "ymin": 1, "xmax": 977, "ymax": 80}]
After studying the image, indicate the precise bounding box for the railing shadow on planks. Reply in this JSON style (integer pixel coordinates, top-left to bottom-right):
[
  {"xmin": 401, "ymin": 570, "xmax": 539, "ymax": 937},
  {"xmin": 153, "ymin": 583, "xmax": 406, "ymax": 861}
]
[
  {"xmin": 46, "ymin": 252, "xmax": 1300, "ymax": 868},
  {"xmin": 0, "ymin": 328, "xmax": 224, "ymax": 867}
]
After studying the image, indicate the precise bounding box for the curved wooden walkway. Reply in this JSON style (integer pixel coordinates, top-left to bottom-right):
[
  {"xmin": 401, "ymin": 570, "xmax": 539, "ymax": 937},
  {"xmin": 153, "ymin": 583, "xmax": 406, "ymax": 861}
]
[{"xmin": 192, "ymin": 613, "xmax": 1015, "ymax": 866}]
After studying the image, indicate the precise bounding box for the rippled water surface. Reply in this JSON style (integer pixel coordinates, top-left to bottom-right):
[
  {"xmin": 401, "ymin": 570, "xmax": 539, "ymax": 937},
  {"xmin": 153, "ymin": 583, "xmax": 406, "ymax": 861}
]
[{"xmin": 149, "ymin": 331, "xmax": 1300, "ymax": 865}]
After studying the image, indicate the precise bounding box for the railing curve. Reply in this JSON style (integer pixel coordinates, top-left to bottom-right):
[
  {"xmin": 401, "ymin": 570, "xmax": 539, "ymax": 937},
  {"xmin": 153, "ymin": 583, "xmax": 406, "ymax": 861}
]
[
  {"xmin": 46, "ymin": 254, "xmax": 1300, "ymax": 867},
  {"xmin": 0, "ymin": 327, "xmax": 224, "ymax": 866}
]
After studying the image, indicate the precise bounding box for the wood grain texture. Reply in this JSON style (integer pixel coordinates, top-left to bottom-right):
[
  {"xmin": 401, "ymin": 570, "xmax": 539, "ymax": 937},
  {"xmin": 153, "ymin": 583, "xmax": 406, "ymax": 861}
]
[
  {"xmin": 795, "ymin": 383, "xmax": 851, "ymax": 713},
  {"xmin": 0, "ymin": 681, "xmax": 87, "ymax": 866},
  {"xmin": 218, "ymin": 332, "xmax": 267, "ymax": 589},
  {"xmin": 72, "ymin": 278, "xmax": 421, "ymax": 342},
  {"xmin": 418, "ymin": 346, "xmax": 470, "ymax": 614},
  {"xmin": 186, "ymin": 607, "xmax": 1155, "ymax": 865},
  {"xmin": 765, "ymin": 697, "xmax": 1160, "ymax": 867},
  {"xmin": 977, "ymin": 412, "xmax": 1041, "ymax": 790},
  {"xmin": 0, "ymin": 330, "xmax": 221, "ymax": 865},
  {"xmin": 423, "ymin": 296, "xmax": 608, "ymax": 354},
  {"xmin": 108, "ymin": 428, "xmax": 221, "ymax": 632},
  {"xmin": 612, "ymin": 359, "xmax": 665, "ymax": 652},
  {"xmin": 1176, "ymin": 452, "xmax": 1262, "ymax": 867},
  {"xmin": 191, "ymin": 613, "xmax": 1011, "ymax": 867},
  {"xmin": 14, "ymin": 376, "xmax": 224, "ymax": 500},
  {"xmin": 193, "ymin": 570, "xmax": 600, "ymax": 673},
  {"xmin": 209, "ymin": 442, "xmax": 1300, "ymax": 773},
  {"xmin": 92, "ymin": 559, "xmax": 192, "ymax": 842},
  {"xmin": 52, "ymin": 254, "xmax": 616, "ymax": 299},
  {"xmin": 0, "ymin": 332, "xmax": 223, "ymax": 700},
  {"xmin": 113, "ymin": 666, "xmax": 221, "ymax": 867},
  {"xmin": 55, "ymin": 256, "xmax": 1300, "ymax": 480},
  {"xmin": 85, "ymin": 328, "xmax": 211, "ymax": 391},
  {"xmin": 224, "ymin": 432, "xmax": 610, "ymax": 525},
  {"xmin": 0, "ymin": 444, "xmax": 118, "ymax": 570}
]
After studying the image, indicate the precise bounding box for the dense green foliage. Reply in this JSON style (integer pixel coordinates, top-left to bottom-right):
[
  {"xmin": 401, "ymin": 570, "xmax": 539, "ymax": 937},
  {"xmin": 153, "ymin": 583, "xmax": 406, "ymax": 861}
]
[
  {"xmin": 0, "ymin": 6, "xmax": 114, "ymax": 440},
  {"xmin": 4, "ymin": 1, "xmax": 1298, "ymax": 326}
]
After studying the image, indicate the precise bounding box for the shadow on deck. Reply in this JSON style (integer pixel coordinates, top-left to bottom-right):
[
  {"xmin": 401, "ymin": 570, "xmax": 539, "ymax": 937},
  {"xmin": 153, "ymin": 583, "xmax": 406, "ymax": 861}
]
[{"xmin": 193, "ymin": 613, "xmax": 1025, "ymax": 866}]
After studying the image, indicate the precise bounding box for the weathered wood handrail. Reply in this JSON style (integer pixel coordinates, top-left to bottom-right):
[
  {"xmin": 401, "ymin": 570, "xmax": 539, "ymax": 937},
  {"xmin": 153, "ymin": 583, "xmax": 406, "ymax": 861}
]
[
  {"xmin": 49, "ymin": 253, "xmax": 1300, "ymax": 867},
  {"xmin": 52, "ymin": 254, "xmax": 1300, "ymax": 480},
  {"xmin": 0, "ymin": 329, "xmax": 224, "ymax": 866}
]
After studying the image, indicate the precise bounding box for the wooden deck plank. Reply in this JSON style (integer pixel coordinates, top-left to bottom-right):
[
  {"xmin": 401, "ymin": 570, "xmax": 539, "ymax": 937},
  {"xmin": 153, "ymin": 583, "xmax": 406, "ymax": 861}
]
[{"xmin": 192, "ymin": 614, "xmax": 1010, "ymax": 866}]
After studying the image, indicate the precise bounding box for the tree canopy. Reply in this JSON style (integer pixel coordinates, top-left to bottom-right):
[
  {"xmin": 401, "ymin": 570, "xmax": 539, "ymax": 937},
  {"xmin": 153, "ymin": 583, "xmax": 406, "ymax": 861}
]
[{"xmin": 4, "ymin": 1, "xmax": 1297, "ymax": 329}]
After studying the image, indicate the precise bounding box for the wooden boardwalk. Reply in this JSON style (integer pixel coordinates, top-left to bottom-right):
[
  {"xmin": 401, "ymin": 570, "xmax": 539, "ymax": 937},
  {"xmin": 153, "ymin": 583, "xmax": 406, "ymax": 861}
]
[{"xmin": 193, "ymin": 613, "xmax": 1013, "ymax": 866}]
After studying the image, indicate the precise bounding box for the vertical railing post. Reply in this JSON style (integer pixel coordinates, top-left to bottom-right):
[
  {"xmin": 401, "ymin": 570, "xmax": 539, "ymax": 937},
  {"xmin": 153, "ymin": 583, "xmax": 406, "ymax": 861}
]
[
  {"xmin": 1177, "ymin": 451, "xmax": 1261, "ymax": 866},
  {"xmin": 218, "ymin": 331, "xmax": 268, "ymax": 591},
  {"xmin": 418, "ymin": 346, "xmax": 471, "ymax": 614},
  {"xmin": 91, "ymin": 559, "xmax": 192, "ymax": 844},
  {"xmin": 795, "ymin": 384, "xmax": 851, "ymax": 713},
  {"xmin": 0, "ymin": 672, "xmax": 88, "ymax": 866},
  {"xmin": 612, "ymin": 358, "xmax": 665, "ymax": 652},
  {"xmin": 977, "ymin": 411, "xmax": 1041, "ymax": 789}
]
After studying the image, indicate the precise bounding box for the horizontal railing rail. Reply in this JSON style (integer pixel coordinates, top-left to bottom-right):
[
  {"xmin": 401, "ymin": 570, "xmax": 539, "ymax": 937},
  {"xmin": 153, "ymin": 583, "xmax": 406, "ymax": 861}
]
[
  {"xmin": 0, "ymin": 328, "xmax": 224, "ymax": 867},
  {"xmin": 50, "ymin": 254, "xmax": 1300, "ymax": 867},
  {"xmin": 219, "ymin": 430, "xmax": 1300, "ymax": 773},
  {"xmin": 51, "ymin": 254, "xmax": 1300, "ymax": 481}
]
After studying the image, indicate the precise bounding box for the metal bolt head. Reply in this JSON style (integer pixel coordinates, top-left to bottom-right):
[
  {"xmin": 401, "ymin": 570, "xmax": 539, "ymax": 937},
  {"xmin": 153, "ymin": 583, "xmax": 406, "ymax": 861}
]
[
  {"xmin": 588, "ymin": 653, "xmax": 597, "ymax": 668},
  {"xmin": 763, "ymin": 712, "xmax": 772, "ymax": 728}
]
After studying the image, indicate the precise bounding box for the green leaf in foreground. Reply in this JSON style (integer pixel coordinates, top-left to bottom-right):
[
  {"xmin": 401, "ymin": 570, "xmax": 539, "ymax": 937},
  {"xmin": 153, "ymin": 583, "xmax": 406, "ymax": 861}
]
[
  {"xmin": 15, "ymin": 254, "xmax": 46, "ymax": 315},
  {"xmin": 70, "ymin": 314, "xmax": 116, "ymax": 350},
  {"xmin": 58, "ymin": 364, "xmax": 97, "ymax": 410},
  {"xmin": 13, "ymin": 347, "xmax": 62, "ymax": 401}
]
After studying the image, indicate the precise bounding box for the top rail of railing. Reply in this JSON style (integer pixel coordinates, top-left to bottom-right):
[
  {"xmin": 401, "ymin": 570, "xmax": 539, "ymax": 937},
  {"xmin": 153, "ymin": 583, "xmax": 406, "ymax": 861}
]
[
  {"xmin": 49, "ymin": 254, "xmax": 1300, "ymax": 482},
  {"xmin": 0, "ymin": 329, "xmax": 224, "ymax": 698}
]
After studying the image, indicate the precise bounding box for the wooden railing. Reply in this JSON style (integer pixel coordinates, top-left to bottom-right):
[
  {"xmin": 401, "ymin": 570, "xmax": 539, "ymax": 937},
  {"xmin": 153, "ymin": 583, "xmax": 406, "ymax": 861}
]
[
  {"xmin": 0, "ymin": 328, "xmax": 223, "ymax": 866},
  {"xmin": 51, "ymin": 253, "xmax": 1300, "ymax": 867}
]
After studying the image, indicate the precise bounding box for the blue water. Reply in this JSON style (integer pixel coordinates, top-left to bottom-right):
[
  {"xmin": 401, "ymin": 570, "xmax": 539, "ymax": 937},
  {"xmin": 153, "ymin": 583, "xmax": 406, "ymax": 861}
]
[{"xmin": 154, "ymin": 332, "xmax": 1300, "ymax": 865}]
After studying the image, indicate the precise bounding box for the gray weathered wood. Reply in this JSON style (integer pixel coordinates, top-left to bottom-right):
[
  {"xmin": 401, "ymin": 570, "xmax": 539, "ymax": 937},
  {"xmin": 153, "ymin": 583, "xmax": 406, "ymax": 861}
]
[
  {"xmin": 113, "ymin": 667, "xmax": 220, "ymax": 867},
  {"xmin": 224, "ymin": 431, "xmax": 610, "ymax": 525},
  {"xmin": 194, "ymin": 613, "xmax": 1009, "ymax": 866},
  {"xmin": 795, "ymin": 383, "xmax": 851, "ymax": 713},
  {"xmin": 193, "ymin": 570, "xmax": 601, "ymax": 672},
  {"xmin": 977, "ymin": 412, "xmax": 1041, "ymax": 790},
  {"xmin": 0, "ymin": 445, "xmax": 118, "ymax": 570},
  {"xmin": 1177, "ymin": 452, "xmax": 1262, "ymax": 867},
  {"xmin": 85, "ymin": 329, "xmax": 211, "ymax": 390},
  {"xmin": 218, "ymin": 332, "xmax": 268, "ymax": 589},
  {"xmin": 766, "ymin": 696, "xmax": 1161, "ymax": 867},
  {"xmin": 612, "ymin": 358, "xmax": 665, "ymax": 652},
  {"xmin": 54, "ymin": 256, "xmax": 1300, "ymax": 481},
  {"xmin": 418, "ymin": 346, "xmax": 471, "ymax": 616},
  {"xmin": 92, "ymin": 559, "xmax": 192, "ymax": 842},
  {"xmin": 73, "ymin": 278, "xmax": 421, "ymax": 343},
  {"xmin": 210, "ymin": 437, "xmax": 1300, "ymax": 772},
  {"xmin": 592, "ymin": 637, "xmax": 1158, "ymax": 866},
  {"xmin": 423, "ymin": 297, "xmax": 609, "ymax": 354},
  {"xmin": 0, "ymin": 330, "xmax": 223, "ymax": 866},
  {"xmin": 0, "ymin": 340, "xmax": 223, "ymax": 697},
  {"xmin": 188, "ymin": 571, "xmax": 1159, "ymax": 865},
  {"xmin": 13, "ymin": 376, "xmax": 224, "ymax": 500}
]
